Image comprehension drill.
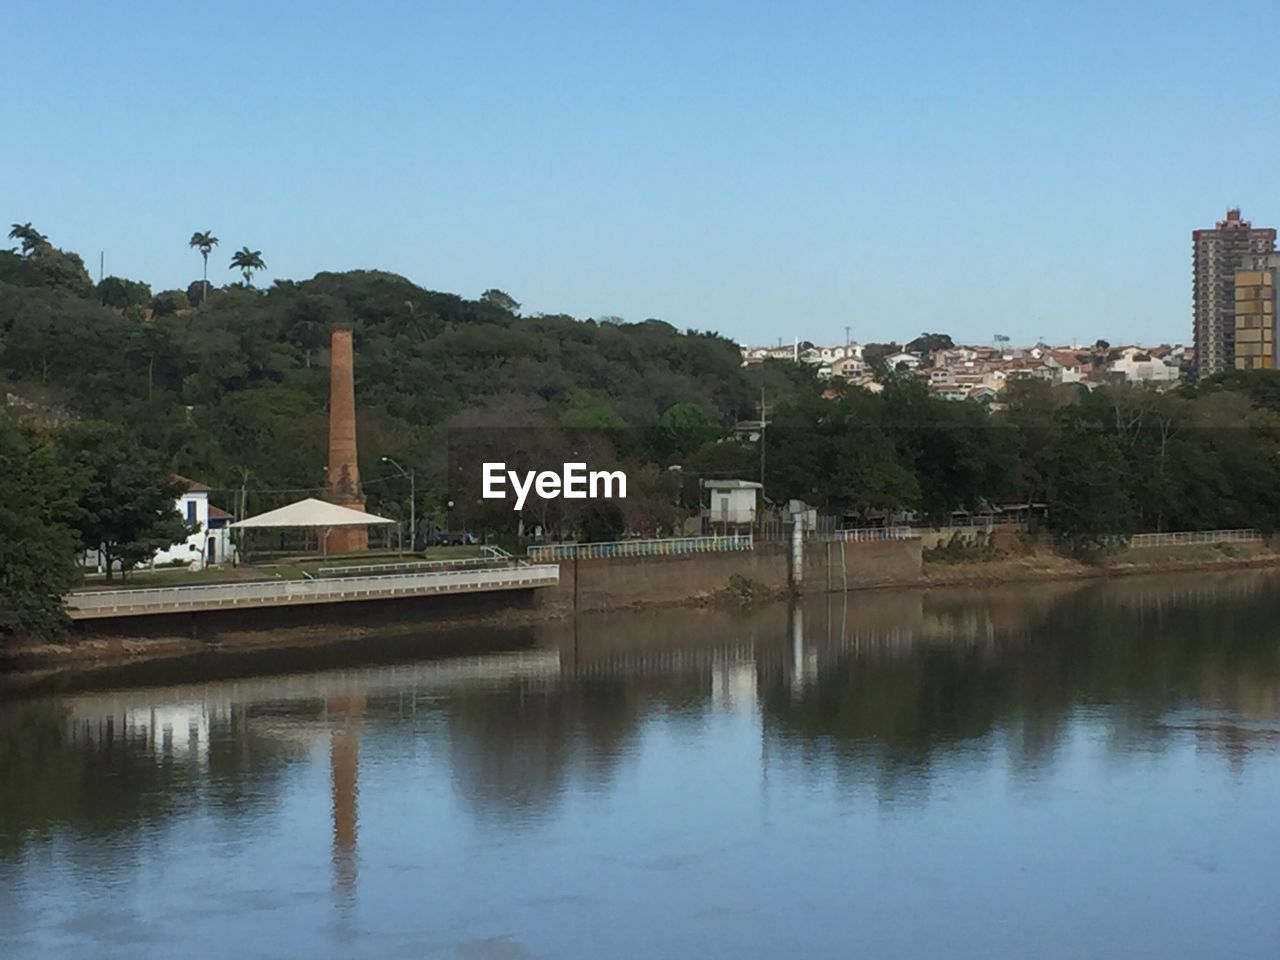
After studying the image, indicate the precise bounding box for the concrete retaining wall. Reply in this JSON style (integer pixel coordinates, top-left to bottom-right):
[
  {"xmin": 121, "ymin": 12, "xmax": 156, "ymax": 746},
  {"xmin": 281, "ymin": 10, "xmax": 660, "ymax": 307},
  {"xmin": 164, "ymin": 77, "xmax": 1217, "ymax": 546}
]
[
  {"xmin": 804, "ymin": 539, "xmax": 924, "ymax": 590},
  {"xmin": 540, "ymin": 538, "xmax": 922, "ymax": 613}
]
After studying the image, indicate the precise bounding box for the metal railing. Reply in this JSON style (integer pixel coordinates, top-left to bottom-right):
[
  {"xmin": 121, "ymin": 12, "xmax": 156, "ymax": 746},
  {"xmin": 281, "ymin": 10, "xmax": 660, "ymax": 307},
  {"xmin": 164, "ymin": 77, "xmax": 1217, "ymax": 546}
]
[
  {"xmin": 316, "ymin": 545, "xmax": 522, "ymax": 578},
  {"xmin": 66, "ymin": 565, "xmax": 560, "ymax": 619},
  {"xmin": 316, "ymin": 556, "xmax": 508, "ymax": 578},
  {"xmin": 933, "ymin": 516, "xmax": 1026, "ymax": 528},
  {"xmin": 1126, "ymin": 529, "xmax": 1261, "ymax": 549},
  {"xmin": 825, "ymin": 526, "xmax": 917, "ymax": 542},
  {"xmin": 528, "ymin": 534, "xmax": 754, "ymax": 562}
]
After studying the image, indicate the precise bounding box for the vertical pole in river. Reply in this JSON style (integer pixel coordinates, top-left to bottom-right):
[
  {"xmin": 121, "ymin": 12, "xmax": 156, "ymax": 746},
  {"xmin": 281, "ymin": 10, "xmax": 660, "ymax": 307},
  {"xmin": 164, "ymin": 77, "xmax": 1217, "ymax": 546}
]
[{"xmin": 790, "ymin": 510, "xmax": 804, "ymax": 592}]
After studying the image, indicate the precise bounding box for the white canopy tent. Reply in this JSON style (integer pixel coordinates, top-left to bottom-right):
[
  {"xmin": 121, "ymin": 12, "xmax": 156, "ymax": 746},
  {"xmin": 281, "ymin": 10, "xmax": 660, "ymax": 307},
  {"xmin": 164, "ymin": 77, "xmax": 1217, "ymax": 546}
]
[
  {"xmin": 231, "ymin": 498, "xmax": 395, "ymax": 530},
  {"xmin": 231, "ymin": 498, "xmax": 397, "ymax": 557}
]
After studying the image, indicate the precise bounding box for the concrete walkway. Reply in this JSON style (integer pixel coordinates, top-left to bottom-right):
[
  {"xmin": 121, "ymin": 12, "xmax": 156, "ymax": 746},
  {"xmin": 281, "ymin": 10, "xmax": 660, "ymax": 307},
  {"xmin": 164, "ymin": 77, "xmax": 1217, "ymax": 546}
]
[{"xmin": 66, "ymin": 565, "xmax": 560, "ymax": 620}]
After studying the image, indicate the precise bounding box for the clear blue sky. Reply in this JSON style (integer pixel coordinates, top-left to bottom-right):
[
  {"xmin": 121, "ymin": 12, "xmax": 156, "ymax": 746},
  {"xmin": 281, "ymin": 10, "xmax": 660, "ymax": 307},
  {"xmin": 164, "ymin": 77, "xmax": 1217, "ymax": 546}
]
[{"xmin": 6, "ymin": 0, "xmax": 1278, "ymax": 347}]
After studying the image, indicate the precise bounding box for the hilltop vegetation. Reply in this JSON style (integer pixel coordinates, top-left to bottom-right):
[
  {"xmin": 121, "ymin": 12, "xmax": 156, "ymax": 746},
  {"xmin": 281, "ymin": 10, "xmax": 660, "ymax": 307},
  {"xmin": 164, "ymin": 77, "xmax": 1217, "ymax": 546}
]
[{"xmin": 0, "ymin": 228, "xmax": 805, "ymax": 530}]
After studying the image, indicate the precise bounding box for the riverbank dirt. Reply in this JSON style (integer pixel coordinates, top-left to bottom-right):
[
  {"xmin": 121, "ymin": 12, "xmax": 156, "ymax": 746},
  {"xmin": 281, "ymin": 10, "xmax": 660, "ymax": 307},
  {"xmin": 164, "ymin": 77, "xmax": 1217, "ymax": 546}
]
[{"xmin": 922, "ymin": 540, "xmax": 1280, "ymax": 586}]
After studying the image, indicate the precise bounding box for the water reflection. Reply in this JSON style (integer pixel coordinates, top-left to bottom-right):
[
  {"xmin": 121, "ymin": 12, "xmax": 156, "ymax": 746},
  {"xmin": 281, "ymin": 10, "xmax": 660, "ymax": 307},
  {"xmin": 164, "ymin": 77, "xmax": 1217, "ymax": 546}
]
[
  {"xmin": 1, "ymin": 570, "xmax": 1279, "ymax": 957},
  {"xmin": 328, "ymin": 695, "xmax": 363, "ymax": 899}
]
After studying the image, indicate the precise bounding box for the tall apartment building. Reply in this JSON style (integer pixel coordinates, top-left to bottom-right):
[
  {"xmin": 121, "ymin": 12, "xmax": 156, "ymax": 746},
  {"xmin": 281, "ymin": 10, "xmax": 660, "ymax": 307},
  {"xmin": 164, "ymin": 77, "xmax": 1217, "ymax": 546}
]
[
  {"xmin": 1192, "ymin": 208, "xmax": 1276, "ymax": 378},
  {"xmin": 1234, "ymin": 254, "xmax": 1280, "ymax": 370}
]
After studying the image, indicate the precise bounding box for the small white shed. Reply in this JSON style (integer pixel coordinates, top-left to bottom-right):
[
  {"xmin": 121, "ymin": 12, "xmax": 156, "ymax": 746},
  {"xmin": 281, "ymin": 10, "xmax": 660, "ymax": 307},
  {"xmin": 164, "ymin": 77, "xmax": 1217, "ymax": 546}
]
[{"xmin": 703, "ymin": 479, "xmax": 763, "ymax": 526}]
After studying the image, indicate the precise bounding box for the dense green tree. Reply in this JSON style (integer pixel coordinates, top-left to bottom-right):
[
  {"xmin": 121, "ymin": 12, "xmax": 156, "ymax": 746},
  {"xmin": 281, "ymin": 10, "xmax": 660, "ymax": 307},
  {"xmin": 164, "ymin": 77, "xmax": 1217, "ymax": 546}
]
[
  {"xmin": 880, "ymin": 377, "xmax": 1011, "ymax": 522},
  {"xmin": 97, "ymin": 275, "xmax": 152, "ymax": 312},
  {"xmin": 862, "ymin": 342, "xmax": 901, "ymax": 368},
  {"xmin": 9, "ymin": 222, "xmax": 49, "ymax": 255},
  {"xmin": 1000, "ymin": 378, "xmax": 1070, "ymax": 508},
  {"xmin": 620, "ymin": 463, "xmax": 685, "ymax": 536},
  {"xmin": 655, "ymin": 402, "xmax": 720, "ymax": 462},
  {"xmin": 185, "ymin": 279, "xmax": 213, "ymax": 306},
  {"xmin": 765, "ymin": 390, "xmax": 918, "ymax": 518},
  {"xmin": 1190, "ymin": 368, "xmax": 1280, "ymax": 413},
  {"xmin": 57, "ymin": 423, "xmax": 189, "ymax": 580},
  {"xmin": 0, "ymin": 413, "xmax": 81, "ymax": 642},
  {"xmin": 1, "ymin": 229, "xmax": 92, "ymax": 295},
  {"xmin": 905, "ymin": 332, "xmax": 954, "ymax": 360},
  {"xmin": 684, "ymin": 436, "xmax": 759, "ymax": 484},
  {"xmin": 1045, "ymin": 412, "xmax": 1135, "ymax": 557},
  {"xmin": 151, "ymin": 289, "xmax": 190, "ymax": 316},
  {"xmin": 480, "ymin": 288, "xmax": 520, "ymax": 314}
]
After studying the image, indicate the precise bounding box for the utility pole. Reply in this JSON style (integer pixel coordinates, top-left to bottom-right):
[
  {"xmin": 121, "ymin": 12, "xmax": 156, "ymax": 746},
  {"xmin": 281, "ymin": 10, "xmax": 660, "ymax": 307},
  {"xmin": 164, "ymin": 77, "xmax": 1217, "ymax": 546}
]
[
  {"xmin": 234, "ymin": 467, "xmax": 250, "ymax": 566},
  {"xmin": 759, "ymin": 388, "xmax": 767, "ymax": 486},
  {"xmin": 381, "ymin": 457, "xmax": 416, "ymax": 552}
]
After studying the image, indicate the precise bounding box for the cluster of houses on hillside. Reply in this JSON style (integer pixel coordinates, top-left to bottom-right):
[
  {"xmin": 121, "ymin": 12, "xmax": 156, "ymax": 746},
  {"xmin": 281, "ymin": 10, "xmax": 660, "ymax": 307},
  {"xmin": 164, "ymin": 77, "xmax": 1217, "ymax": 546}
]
[{"xmin": 740, "ymin": 340, "xmax": 1186, "ymax": 403}]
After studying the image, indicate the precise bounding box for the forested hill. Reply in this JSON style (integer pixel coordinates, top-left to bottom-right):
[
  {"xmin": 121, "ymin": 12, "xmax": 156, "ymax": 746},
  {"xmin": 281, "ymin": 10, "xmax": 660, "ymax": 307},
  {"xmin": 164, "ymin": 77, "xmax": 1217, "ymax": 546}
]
[
  {"xmin": 0, "ymin": 232, "xmax": 807, "ymax": 511},
  {"xmin": 14, "ymin": 226, "xmax": 1280, "ymax": 555}
]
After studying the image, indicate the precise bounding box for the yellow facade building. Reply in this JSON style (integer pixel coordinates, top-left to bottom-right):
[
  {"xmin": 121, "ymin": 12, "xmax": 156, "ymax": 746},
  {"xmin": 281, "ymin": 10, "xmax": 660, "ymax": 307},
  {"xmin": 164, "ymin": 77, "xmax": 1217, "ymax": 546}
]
[{"xmin": 1234, "ymin": 267, "xmax": 1278, "ymax": 370}]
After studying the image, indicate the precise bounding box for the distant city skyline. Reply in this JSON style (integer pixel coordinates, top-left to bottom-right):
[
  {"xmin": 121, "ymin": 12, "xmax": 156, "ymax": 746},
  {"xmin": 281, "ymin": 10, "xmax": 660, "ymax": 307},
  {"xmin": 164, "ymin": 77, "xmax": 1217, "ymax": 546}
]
[{"xmin": 7, "ymin": 1, "xmax": 1280, "ymax": 347}]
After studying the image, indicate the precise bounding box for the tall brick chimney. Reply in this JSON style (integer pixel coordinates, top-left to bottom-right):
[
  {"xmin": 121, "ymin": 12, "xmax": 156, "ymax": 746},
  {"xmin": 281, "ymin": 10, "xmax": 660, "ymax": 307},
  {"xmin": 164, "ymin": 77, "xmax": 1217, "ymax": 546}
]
[{"xmin": 325, "ymin": 326, "xmax": 367, "ymax": 552}]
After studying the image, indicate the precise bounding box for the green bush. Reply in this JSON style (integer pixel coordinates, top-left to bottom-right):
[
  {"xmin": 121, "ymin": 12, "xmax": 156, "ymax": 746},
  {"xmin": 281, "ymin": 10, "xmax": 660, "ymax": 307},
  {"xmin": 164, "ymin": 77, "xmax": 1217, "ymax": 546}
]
[{"xmin": 924, "ymin": 531, "xmax": 999, "ymax": 564}]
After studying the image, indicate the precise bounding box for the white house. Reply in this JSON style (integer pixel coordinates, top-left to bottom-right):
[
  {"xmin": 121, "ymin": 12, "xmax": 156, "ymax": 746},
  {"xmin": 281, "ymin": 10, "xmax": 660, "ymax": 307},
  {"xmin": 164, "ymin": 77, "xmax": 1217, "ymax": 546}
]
[
  {"xmin": 83, "ymin": 477, "xmax": 233, "ymax": 574},
  {"xmin": 830, "ymin": 356, "xmax": 867, "ymax": 379},
  {"xmin": 153, "ymin": 477, "xmax": 234, "ymax": 569},
  {"xmin": 933, "ymin": 346, "xmax": 980, "ymax": 367},
  {"xmin": 1041, "ymin": 349, "xmax": 1089, "ymax": 384},
  {"xmin": 1108, "ymin": 347, "xmax": 1181, "ymax": 383},
  {"xmin": 703, "ymin": 479, "xmax": 763, "ymax": 527},
  {"xmin": 881, "ymin": 351, "xmax": 922, "ymax": 372}
]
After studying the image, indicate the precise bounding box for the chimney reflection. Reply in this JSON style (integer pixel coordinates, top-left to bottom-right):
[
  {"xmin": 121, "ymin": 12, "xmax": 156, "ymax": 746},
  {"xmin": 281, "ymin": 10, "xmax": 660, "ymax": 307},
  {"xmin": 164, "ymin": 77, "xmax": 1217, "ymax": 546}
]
[{"xmin": 328, "ymin": 695, "xmax": 365, "ymax": 900}]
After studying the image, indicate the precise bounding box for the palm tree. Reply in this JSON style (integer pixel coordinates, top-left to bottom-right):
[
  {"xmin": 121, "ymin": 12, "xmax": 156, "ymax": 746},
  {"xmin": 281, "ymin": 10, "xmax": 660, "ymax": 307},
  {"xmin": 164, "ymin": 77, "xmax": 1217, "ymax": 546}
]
[
  {"xmin": 8, "ymin": 222, "xmax": 49, "ymax": 256},
  {"xmin": 229, "ymin": 247, "xmax": 266, "ymax": 286},
  {"xmin": 188, "ymin": 231, "xmax": 218, "ymax": 302}
]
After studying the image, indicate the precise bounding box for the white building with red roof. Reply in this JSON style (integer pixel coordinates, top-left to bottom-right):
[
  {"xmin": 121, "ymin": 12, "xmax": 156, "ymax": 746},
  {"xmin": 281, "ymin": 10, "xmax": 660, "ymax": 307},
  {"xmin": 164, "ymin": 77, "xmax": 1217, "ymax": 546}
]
[{"xmin": 152, "ymin": 476, "xmax": 235, "ymax": 569}]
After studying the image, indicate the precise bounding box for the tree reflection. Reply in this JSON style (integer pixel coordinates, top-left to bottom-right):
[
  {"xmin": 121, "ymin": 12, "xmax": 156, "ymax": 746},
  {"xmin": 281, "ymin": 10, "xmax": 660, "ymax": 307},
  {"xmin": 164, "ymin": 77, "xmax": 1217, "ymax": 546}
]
[
  {"xmin": 439, "ymin": 678, "xmax": 656, "ymax": 822},
  {"xmin": 2, "ymin": 571, "xmax": 1278, "ymax": 858},
  {"xmin": 763, "ymin": 573, "xmax": 1280, "ymax": 799}
]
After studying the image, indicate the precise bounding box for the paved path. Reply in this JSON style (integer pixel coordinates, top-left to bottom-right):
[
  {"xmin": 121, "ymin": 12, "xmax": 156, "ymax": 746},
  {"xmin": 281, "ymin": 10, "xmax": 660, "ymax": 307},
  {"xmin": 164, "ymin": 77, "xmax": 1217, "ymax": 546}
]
[{"xmin": 66, "ymin": 565, "xmax": 560, "ymax": 620}]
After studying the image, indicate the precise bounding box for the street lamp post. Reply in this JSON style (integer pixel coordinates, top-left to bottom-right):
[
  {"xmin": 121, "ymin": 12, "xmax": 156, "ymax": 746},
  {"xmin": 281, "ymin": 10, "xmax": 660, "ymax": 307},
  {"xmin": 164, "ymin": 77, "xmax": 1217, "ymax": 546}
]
[{"xmin": 380, "ymin": 456, "xmax": 415, "ymax": 553}]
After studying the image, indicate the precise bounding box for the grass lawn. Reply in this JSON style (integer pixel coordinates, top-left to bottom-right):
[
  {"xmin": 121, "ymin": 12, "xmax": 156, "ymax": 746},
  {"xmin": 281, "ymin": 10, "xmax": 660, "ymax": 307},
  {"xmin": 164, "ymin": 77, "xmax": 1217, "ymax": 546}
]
[
  {"xmin": 76, "ymin": 546, "xmax": 491, "ymax": 591},
  {"xmin": 76, "ymin": 566, "xmax": 276, "ymax": 590}
]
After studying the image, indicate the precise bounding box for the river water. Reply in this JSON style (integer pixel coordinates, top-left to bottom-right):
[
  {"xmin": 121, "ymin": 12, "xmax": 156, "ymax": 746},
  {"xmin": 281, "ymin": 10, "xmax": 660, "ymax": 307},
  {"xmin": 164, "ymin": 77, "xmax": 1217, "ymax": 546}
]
[{"xmin": 2, "ymin": 571, "xmax": 1279, "ymax": 959}]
